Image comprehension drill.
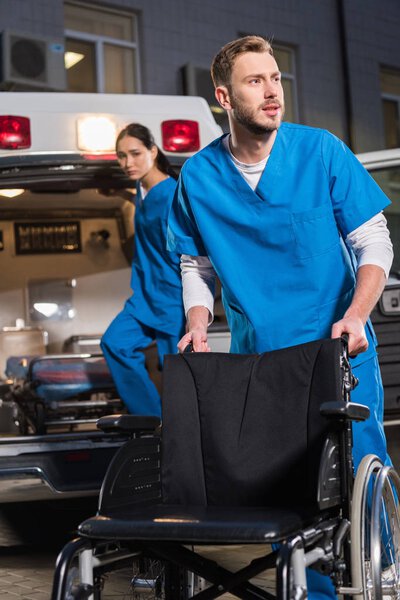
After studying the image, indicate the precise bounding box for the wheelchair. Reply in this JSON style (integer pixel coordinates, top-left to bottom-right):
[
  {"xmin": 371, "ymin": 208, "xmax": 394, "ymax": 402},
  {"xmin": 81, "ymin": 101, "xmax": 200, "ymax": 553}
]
[{"xmin": 51, "ymin": 337, "xmax": 400, "ymax": 599}]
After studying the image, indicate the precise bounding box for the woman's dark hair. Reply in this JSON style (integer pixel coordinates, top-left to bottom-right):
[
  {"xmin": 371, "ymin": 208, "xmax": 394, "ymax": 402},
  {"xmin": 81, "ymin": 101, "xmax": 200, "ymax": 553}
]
[{"xmin": 116, "ymin": 123, "xmax": 177, "ymax": 179}]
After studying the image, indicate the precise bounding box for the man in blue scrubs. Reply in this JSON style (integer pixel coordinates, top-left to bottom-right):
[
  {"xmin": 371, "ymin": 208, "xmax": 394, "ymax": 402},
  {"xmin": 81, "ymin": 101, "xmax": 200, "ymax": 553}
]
[{"xmin": 167, "ymin": 35, "xmax": 394, "ymax": 598}]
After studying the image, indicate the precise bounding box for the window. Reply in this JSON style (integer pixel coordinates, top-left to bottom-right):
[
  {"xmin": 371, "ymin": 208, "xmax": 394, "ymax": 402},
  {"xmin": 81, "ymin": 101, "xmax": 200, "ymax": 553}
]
[
  {"xmin": 182, "ymin": 64, "xmax": 229, "ymax": 132},
  {"xmin": 64, "ymin": 2, "xmax": 140, "ymax": 93},
  {"xmin": 273, "ymin": 45, "xmax": 299, "ymax": 123},
  {"xmin": 380, "ymin": 67, "xmax": 400, "ymax": 149}
]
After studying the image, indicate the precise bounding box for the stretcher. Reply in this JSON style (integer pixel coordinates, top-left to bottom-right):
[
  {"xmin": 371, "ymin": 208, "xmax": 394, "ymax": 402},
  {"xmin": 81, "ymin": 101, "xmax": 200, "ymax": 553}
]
[{"xmin": 5, "ymin": 353, "xmax": 123, "ymax": 434}]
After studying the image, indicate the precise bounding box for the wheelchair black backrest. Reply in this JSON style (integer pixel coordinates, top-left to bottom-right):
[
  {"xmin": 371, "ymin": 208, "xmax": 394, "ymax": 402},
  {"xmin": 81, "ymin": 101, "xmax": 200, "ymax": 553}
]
[{"xmin": 161, "ymin": 338, "xmax": 345, "ymax": 509}]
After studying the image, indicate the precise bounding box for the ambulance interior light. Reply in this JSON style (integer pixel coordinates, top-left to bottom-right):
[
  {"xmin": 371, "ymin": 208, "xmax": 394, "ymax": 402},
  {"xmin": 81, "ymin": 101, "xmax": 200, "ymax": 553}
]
[
  {"xmin": 0, "ymin": 115, "xmax": 31, "ymax": 150},
  {"xmin": 0, "ymin": 189, "xmax": 25, "ymax": 198},
  {"xmin": 161, "ymin": 120, "xmax": 200, "ymax": 153}
]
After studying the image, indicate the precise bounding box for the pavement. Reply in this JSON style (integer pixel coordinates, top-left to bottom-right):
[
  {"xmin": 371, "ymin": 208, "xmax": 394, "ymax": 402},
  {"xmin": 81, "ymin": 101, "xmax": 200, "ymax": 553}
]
[
  {"xmin": 0, "ymin": 498, "xmax": 136, "ymax": 599},
  {"xmin": 0, "ymin": 537, "xmax": 275, "ymax": 599},
  {"xmin": 0, "ymin": 546, "xmax": 139, "ymax": 599},
  {"xmin": 0, "ymin": 548, "xmax": 63, "ymax": 600}
]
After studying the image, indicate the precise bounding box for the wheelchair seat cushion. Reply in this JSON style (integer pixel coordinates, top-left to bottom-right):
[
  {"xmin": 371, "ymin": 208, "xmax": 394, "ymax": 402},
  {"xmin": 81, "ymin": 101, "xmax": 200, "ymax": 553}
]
[
  {"xmin": 161, "ymin": 338, "xmax": 343, "ymax": 509},
  {"xmin": 78, "ymin": 503, "xmax": 324, "ymax": 543}
]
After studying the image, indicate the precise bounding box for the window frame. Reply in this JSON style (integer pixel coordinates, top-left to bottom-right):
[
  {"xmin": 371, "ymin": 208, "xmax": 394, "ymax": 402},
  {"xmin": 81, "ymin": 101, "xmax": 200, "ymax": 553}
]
[
  {"xmin": 381, "ymin": 92, "xmax": 400, "ymax": 148},
  {"xmin": 273, "ymin": 43, "xmax": 300, "ymax": 123},
  {"xmin": 64, "ymin": 2, "xmax": 141, "ymax": 93},
  {"xmin": 380, "ymin": 66, "xmax": 400, "ymax": 149}
]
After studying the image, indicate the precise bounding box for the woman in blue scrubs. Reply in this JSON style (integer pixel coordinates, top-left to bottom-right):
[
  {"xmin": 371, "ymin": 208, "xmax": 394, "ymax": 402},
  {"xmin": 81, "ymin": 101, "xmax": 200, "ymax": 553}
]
[{"xmin": 101, "ymin": 124, "xmax": 185, "ymax": 416}]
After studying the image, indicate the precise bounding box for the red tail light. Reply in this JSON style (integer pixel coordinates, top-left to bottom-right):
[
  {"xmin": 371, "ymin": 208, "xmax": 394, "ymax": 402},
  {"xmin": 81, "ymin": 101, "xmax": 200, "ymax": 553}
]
[
  {"xmin": 0, "ymin": 115, "xmax": 31, "ymax": 150},
  {"xmin": 161, "ymin": 120, "xmax": 200, "ymax": 152},
  {"xmin": 63, "ymin": 450, "xmax": 91, "ymax": 463}
]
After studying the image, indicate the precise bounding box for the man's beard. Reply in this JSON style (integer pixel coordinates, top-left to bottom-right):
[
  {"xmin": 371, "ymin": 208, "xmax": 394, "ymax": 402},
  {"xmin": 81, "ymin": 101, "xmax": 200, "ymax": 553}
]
[{"xmin": 231, "ymin": 94, "xmax": 284, "ymax": 135}]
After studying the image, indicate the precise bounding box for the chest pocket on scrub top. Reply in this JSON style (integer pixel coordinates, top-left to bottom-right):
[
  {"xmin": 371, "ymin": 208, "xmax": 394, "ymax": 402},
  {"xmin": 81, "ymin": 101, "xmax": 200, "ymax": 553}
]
[{"xmin": 291, "ymin": 204, "xmax": 340, "ymax": 260}]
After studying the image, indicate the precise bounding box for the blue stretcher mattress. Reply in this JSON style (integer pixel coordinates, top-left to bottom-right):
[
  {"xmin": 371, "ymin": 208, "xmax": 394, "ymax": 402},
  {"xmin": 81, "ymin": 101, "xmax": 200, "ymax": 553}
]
[{"xmin": 6, "ymin": 356, "xmax": 116, "ymax": 402}]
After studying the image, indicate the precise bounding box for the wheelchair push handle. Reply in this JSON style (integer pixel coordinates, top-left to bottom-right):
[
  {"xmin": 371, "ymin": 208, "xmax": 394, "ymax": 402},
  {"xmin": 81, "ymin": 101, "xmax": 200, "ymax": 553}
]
[
  {"xmin": 339, "ymin": 333, "xmax": 359, "ymax": 389},
  {"xmin": 320, "ymin": 333, "xmax": 368, "ymax": 422}
]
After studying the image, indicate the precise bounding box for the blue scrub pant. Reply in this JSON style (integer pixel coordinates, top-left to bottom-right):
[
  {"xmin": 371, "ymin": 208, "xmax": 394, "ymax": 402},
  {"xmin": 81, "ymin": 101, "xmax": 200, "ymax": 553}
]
[
  {"xmin": 101, "ymin": 304, "xmax": 181, "ymax": 417},
  {"xmin": 307, "ymin": 354, "xmax": 390, "ymax": 600}
]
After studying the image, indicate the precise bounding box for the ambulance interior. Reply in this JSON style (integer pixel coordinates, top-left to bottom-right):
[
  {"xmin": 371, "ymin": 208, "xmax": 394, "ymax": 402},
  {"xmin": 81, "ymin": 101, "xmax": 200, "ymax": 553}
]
[
  {"xmin": 0, "ymin": 187, "xmax": 134, "ymax": 354},
  {"xmin": 0, "ymin": 172, "xmax": 228, "ymax": 435},
  {"xmin": 0, "ymin": 182, "xmax": 140, "ymax": 433}
]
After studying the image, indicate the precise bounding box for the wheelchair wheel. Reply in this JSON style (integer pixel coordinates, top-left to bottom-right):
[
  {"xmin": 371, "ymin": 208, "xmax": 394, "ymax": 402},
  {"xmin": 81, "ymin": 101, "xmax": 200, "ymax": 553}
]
[
  {"xmin": 64, "ymin": 566, "xmax": 80, "ymax": 600},
  {"xmin": 131, "ymin": 558, "xmax": 165, "ymax": 598},
  {"xmin": 130, "ymin": 559, "xmax": 188, "ymax": 599},
  {"xmin": 351, "ymin": 454, "xmax": 400, "ymax": 599},
  {"xmin": 370, "ymin": 466, "xmax": 400, "ymax": 599},
  {"xmin": 351, "ymin": 454, "xmax": 383, "ymax": 599},
  {"xmin": 64, "ymin": 562, "xmax": 100, "ymax": 600}
]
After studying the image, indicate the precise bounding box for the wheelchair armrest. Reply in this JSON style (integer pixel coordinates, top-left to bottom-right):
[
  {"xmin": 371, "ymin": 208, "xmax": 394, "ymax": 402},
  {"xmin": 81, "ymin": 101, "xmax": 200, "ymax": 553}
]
[
  {"xmin": 320, "ymin": 401, "xmax": 370, "ymax": 422},
  {"xmin": 97, "ymin": 414, "xmax": 161, "ymax": 433}
]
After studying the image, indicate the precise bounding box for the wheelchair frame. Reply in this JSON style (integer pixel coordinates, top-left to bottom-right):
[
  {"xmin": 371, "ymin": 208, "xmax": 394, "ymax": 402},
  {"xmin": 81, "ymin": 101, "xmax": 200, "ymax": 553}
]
[{"xmin": 51, "ymin": 338, "xmax": 400, "ymax": 600}]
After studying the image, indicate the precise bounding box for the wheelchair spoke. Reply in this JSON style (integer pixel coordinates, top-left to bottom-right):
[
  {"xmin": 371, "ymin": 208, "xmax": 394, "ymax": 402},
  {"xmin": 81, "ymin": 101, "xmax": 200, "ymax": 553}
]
[
  {"xmin": 370, "ymin": 467, "xmax": 400, "ymax": 600},
  {"xmin": 351, "ymin": 455, "xmax": 383, "ymax": 600},
  {"xmin": 350, "ymin": 459, "xmax": 400, "ymax": 600},
  {"xmin": 129, "ymin": 559, "xmax": 166, "ymax": 599}
]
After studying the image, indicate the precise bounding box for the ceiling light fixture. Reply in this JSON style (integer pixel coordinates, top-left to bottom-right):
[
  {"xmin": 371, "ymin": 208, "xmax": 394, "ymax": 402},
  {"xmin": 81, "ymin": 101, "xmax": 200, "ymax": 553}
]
[
  {"xmin": 0, "ymin": 189, "xmax": 25, "ymax": 198},
  {"xmin": 64, "ymin": 51, "xmax": 85, "ymax": 69}
]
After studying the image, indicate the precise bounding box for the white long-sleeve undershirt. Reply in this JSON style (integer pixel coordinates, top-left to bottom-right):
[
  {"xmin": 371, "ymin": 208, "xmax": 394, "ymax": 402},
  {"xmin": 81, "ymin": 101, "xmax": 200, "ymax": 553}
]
[{"xmin": 180, "ymin": 136, "xmax": 394, "ymax": 319}]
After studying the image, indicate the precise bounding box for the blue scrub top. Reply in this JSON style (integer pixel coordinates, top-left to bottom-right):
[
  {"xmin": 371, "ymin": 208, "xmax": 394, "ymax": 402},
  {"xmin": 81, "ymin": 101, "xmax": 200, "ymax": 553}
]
[
  {"xmin": 167, "ymin": 123, "xmax": 391, "ymax": 363},
  {"xmin": 130, "ymin": 176, "xmax": 184, "ymax": 334}
]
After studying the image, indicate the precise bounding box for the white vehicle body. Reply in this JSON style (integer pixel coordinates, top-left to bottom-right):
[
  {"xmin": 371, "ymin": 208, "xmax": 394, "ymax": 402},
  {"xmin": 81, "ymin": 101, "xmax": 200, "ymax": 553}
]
[
  {"xmin": 0, "ymin": 93, "xmax": 223, "ymax": 508},
  {"xmin": 0, "ymin": 92, "xmax": 221, "ymax": 156},
  {"xmin": 357, "ymin": 149, "xmax": 400, "ymax": 459}
]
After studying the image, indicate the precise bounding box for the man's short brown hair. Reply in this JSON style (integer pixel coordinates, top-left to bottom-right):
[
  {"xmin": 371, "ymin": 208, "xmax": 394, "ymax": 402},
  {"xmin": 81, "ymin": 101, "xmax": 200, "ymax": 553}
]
[{"xmin": 211, "ymin": 35, "xmax": 273, "ymax": 88}]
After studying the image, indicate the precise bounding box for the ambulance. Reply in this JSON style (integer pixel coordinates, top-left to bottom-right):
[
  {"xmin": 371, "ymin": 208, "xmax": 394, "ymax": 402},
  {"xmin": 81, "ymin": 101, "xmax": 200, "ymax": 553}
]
[
  {"xmin": 0, "ymin": 93, "xmax": 224, "ymax": 521},
  {"xmin": 0, "ymin": 92, "xmax": 399, "ymax": 516}
]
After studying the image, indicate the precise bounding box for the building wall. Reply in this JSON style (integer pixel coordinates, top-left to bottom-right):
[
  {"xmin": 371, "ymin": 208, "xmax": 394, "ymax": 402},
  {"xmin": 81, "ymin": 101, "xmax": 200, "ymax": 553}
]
[
  {"xmin": 0, "ymin": 0, "xmax": 399, "ymax": 152},
  {"xmin": 345, "ymin": 0, "xmax": 400, "ymax": 151}
]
